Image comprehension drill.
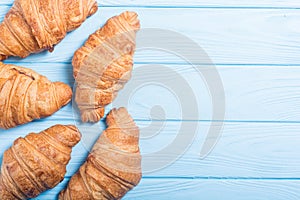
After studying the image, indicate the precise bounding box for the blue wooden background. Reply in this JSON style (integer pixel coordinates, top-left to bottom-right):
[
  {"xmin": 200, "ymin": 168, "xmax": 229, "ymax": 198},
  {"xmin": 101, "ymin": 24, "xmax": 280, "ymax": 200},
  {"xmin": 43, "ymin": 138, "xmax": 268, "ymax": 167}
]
[{"xmin": 1, "ymin": 0, "xmax": 300, "ymax": 199}]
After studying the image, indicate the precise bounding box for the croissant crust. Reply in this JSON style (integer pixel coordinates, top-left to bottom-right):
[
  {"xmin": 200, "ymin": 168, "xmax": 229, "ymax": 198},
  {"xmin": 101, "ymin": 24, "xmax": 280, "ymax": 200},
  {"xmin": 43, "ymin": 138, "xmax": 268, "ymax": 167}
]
[
  {"xmin": 59, "ymin": 108, "xmax": 142, "ymax": 200},
  {"xmin": 0, "ymin": 0, "xmax": 98, "ymax": 60},
  {"xmin": 73, "ymin": 11, "xmax": 140, "ymax": 122},
  {"xmin": 0, "ymin": 125, "xmax": 81, "ymax": 199},
  {"xmin": 0, "ymin": 62, "xmax": 72, "ymax": 129}
]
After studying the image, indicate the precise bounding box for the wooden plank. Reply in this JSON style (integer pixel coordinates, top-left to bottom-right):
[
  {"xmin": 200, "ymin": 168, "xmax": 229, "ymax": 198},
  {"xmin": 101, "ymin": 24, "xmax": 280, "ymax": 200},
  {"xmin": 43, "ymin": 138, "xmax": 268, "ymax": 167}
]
[
  {"xmin": 1, "ymin": 0, "xmax": 299, "ymax": 8},
  {"xmin": 125, "ymin": 179, "xmax": 300, "ymax": 200},
  {"xmin": 68, "ymin": 121, "xmax": 300, "ymax": 178},
  {"xmin": 0, "ymin": 7, "xmax": 299, "ymax": 64},
  {"xmin": 2, "ymin": 120, "xmax": 300, "ymax": 178},
  {"xmin": 8, "ymin": 63, "xmax": 300, "ymax": 122},
  {"xmin": 34, "ymin": 178, "xmax": 300, "ymax": 200},
  {"xmin": 113, "ymin": 64, "xmax": 300, "ymax": 121}
]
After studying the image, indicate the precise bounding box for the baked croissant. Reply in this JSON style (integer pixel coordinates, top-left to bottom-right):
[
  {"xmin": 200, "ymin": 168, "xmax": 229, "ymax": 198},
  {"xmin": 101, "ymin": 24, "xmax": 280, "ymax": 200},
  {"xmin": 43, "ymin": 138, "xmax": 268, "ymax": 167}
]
[
  {"xmin": 0, "ymin": 0, "xmax": 98, "ymax": 60},
  {"xmin": 0, "ymin": 62, "xmax": 72, "ymax": 129},
  {"xmin": 59, "ymin": 107, "xmax": 142, "ymax": 200},
  {"xmin": 0, "ymin": 124, "xmax": 81, "ymax": 199},
  {"xmin": 73, "ymin": 11, "xmax": 140, "ymax": 122}
]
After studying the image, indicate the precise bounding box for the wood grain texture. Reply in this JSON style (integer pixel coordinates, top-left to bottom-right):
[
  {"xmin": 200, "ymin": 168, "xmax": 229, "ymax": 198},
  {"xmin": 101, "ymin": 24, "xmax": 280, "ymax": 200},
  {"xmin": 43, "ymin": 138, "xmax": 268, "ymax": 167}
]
[
  {"xmin": 1, "ymin": 0, "xmax": 300, "ymax": 8},
  {"xmin": 0, "ymin": 1, "xmax": 299, "ymax": 199},
  {"xmin": 125, "ymin": 179, "xmax": 300, "ymax": 200},
  {"xmin": 30, "ymin": 178, "xmax": 300, "ymax": 200},
  {"xmin": 1, "ymin": 120, "xmax": 300, "ymax": 178},
  {"xmin": 0, "ymin": 7, "xmax": 299, "ymax": 64},
  {"xmin": 10, "ymin": 63, "xmax": 300, "ymax": 122}
]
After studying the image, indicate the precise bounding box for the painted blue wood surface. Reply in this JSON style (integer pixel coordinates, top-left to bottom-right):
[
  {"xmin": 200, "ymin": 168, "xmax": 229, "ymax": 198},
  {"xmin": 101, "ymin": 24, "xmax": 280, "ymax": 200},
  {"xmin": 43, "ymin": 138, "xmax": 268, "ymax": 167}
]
[{"xmin": 0, "ymin": 0, "xmax": 299, "ymax": 199}]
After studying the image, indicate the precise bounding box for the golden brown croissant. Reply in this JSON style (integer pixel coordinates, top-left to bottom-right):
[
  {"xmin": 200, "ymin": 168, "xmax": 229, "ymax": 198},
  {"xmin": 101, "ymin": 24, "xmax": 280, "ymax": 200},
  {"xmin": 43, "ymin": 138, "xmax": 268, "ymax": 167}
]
[
  {"xmin": 0, "ymin": 124, "xmax": 81, "ymax": 199},
  {"xmin": 0, "ymin": 0, "xmax": 98, "ymax": 60},
  {"xmin": 59, "ymin": 107, "xmax": 142, "ymax": 200},
  {"xmin": 73, "ymin": 11, "xmax": 140, "ymax": 122},
  {"xmin": 0, "ymin": 62, "xmax": 72, "ymax": 129}
]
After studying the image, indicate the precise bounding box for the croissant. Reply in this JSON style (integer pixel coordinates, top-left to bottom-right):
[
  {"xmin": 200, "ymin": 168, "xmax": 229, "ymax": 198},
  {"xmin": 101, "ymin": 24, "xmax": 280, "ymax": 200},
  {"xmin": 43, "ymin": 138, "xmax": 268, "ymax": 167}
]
[
  {"xmin": 0, "ymin": 124, "xmax": 81, "ymax": 199},
  {"xmin": 59, "ymin": 107, "xmax": 142, "ymax": 200},
  {"xmin": 73, "ymin": 11, "xmax": 140, "ymax": 122},
  {"xmin": 0, "ymin": 62, "xmax": 72, "ymax": 129},
  {"xmin": 0, "ymin": 0, "xmax": 98, "ymax": 60}
]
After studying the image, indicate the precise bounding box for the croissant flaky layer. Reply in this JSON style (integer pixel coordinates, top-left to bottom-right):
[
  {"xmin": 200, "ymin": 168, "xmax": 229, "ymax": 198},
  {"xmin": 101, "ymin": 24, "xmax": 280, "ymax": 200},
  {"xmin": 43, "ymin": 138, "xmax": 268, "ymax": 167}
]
[
  {"xmin": 0, "ymin": 62, "xmax": 72, "ymax": 129},
  {"xmin": 0, "ymin": 125, "xmax": 81, "ymax": 200},
  {"xmin": 59, "ymin": 108, "xmax": 142, "ymax": 200},
  {"xmin": 73, "ymin": 11, "xmax": 140, "ymax": 122},
  {"xmin": 0, "ymin": 0, "xmax": 98, "ymax": 60}
]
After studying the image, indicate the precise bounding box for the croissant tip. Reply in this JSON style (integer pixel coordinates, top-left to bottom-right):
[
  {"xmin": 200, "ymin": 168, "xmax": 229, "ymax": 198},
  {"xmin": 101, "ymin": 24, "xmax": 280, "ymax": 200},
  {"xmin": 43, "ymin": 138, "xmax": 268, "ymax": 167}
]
[
  {"xmin": 88, "ymin": 2, "xmax": 98, "ymax": 17},
  {"xmin": 106, "ymin": 107, "xmax": 135, "ymax": 127},
  {"xmin": 65, "ymin": 125, "xmax": 80, "ymax": 133},
  {"xmin": 63, "ymin": 125, "xmax": 81, "ymax": 138},
  {"xmin": 121, "ymin": 11, "xmax": 140, "ymax": 30},
  {"xmin": 108, "ymin": 107, "xmax": 127, "ymax": 117},
  {"xmin": 46, "ymin": 124, "xmax": 81, "ymax": 146},
  {"xmin": 54, "ymin": 82, "xmax": 73, "ymax": 106},
  {"xmin": 123, "ymin": 11, "xmax": 138, "ymax": 18},
  {"xmin": 81, "ymin": 107, "xmax": 105, "ymax": 123}
]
